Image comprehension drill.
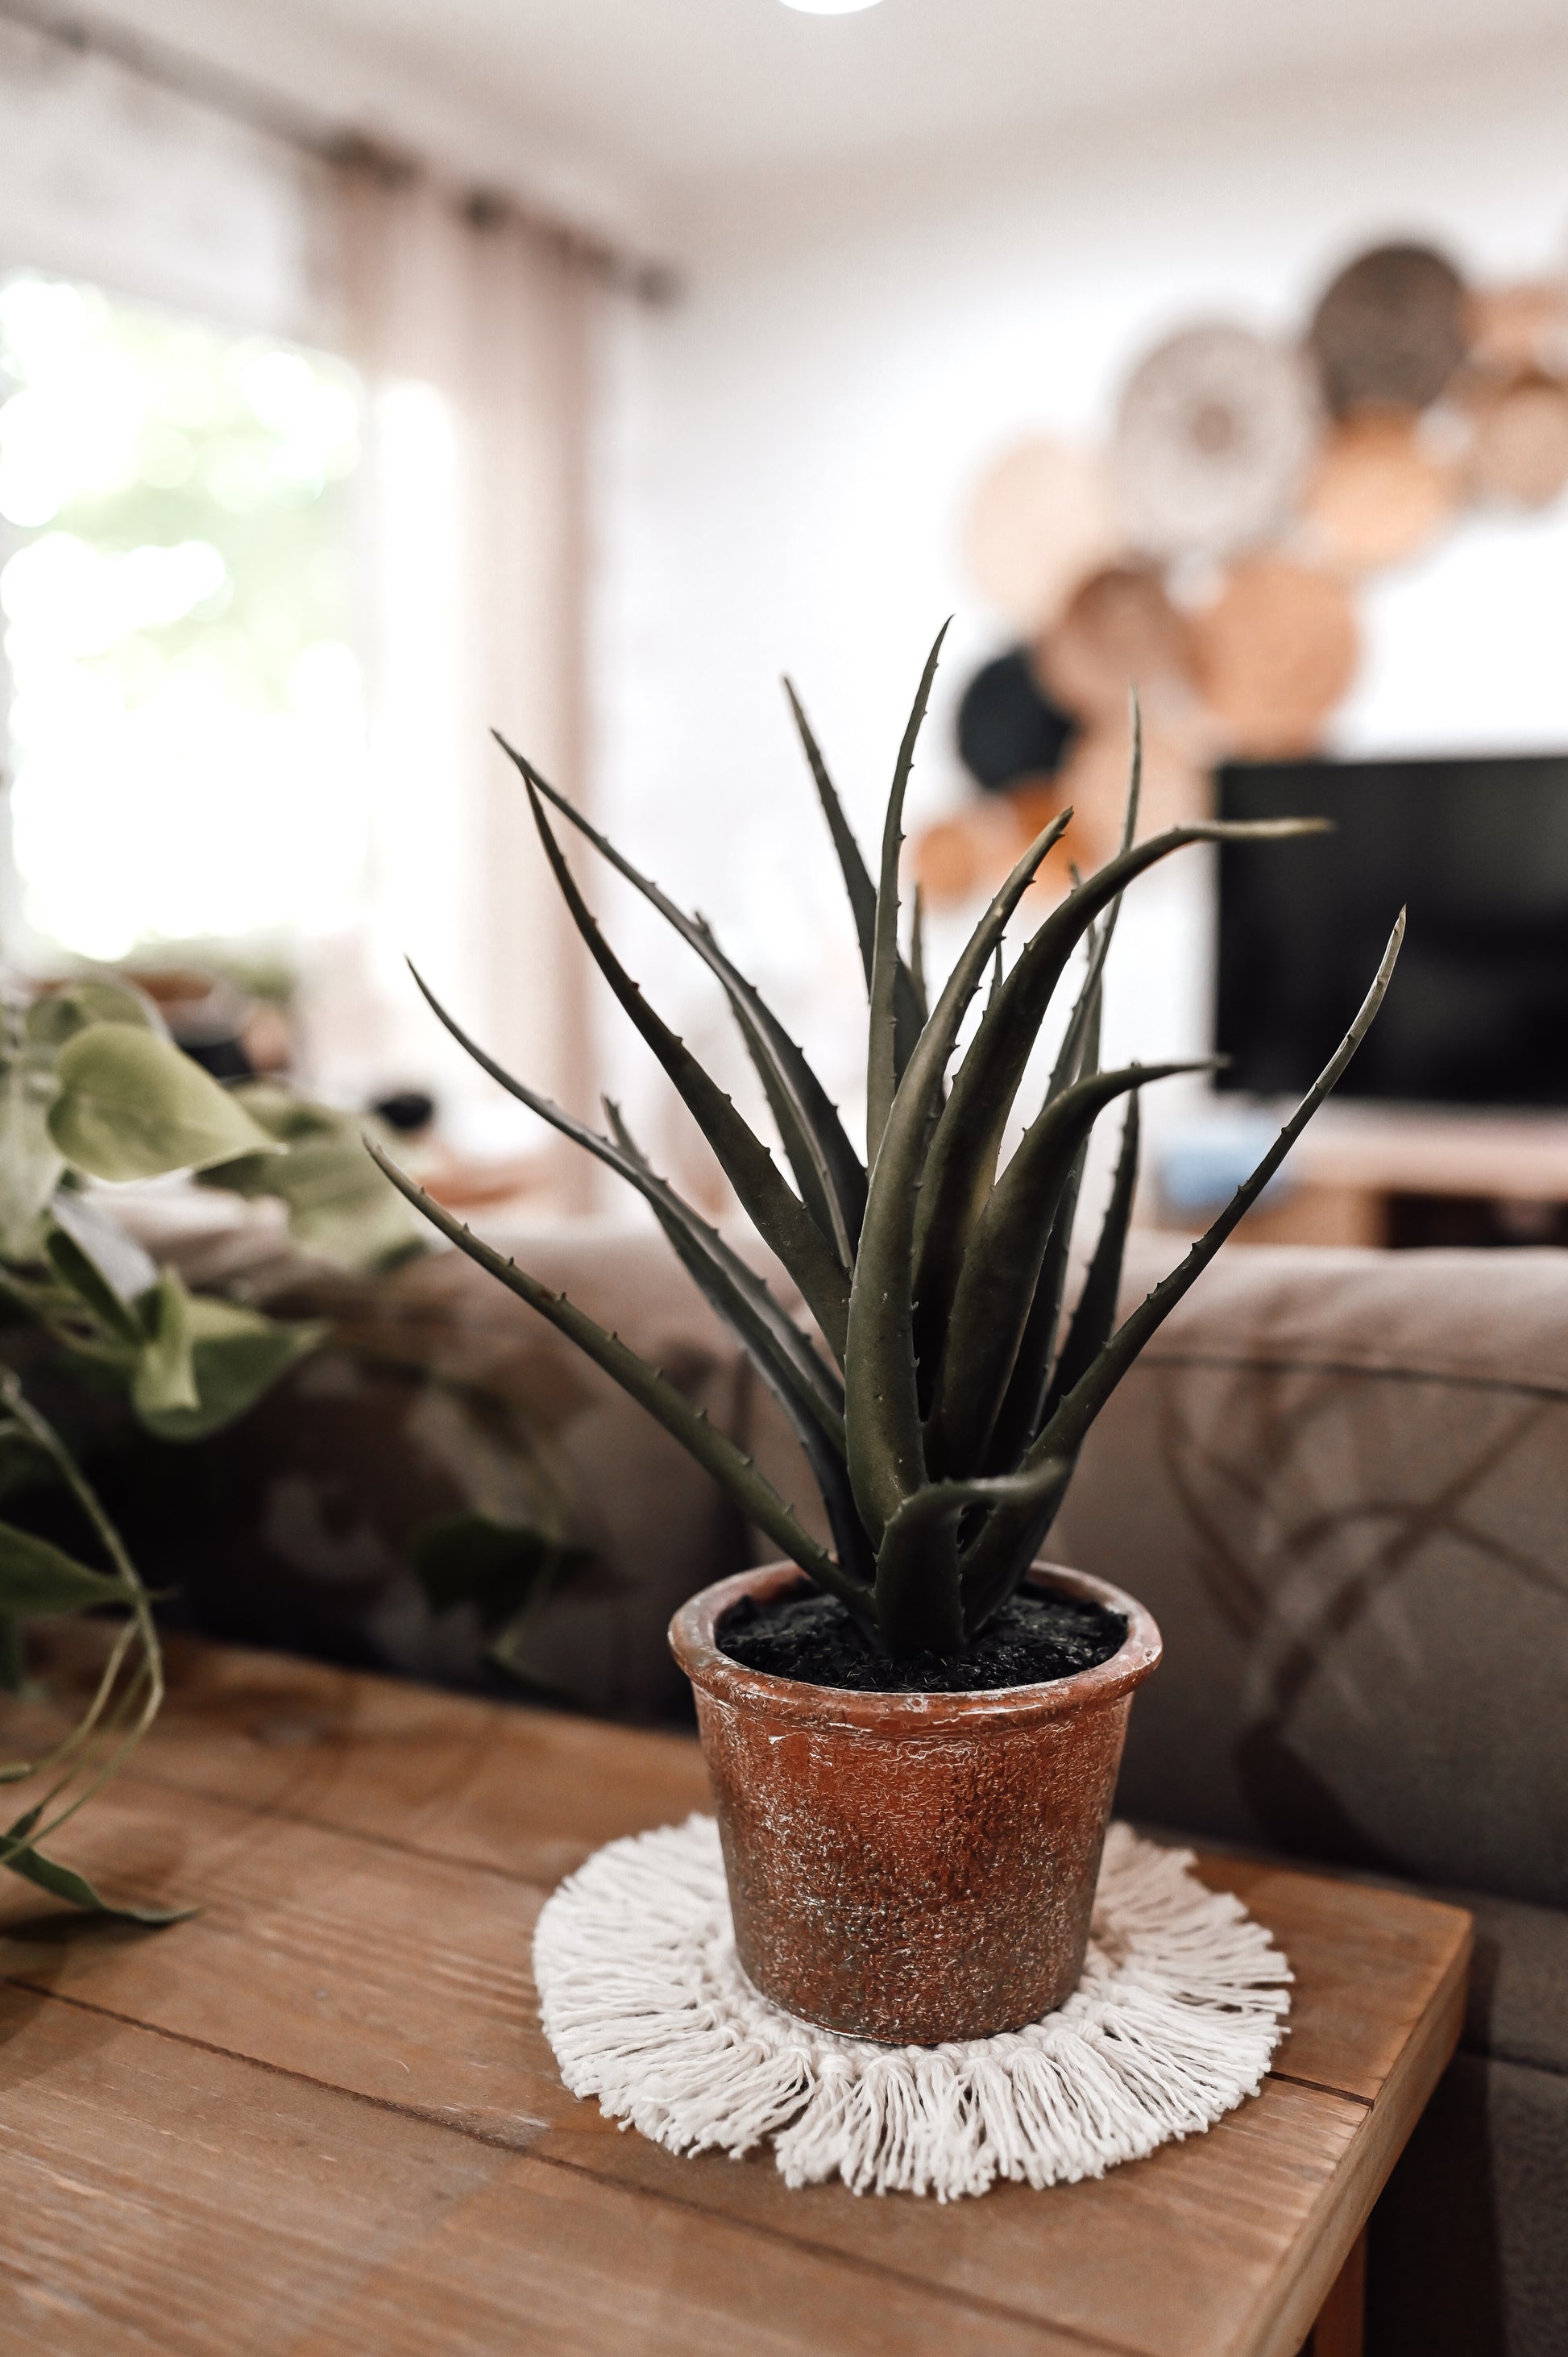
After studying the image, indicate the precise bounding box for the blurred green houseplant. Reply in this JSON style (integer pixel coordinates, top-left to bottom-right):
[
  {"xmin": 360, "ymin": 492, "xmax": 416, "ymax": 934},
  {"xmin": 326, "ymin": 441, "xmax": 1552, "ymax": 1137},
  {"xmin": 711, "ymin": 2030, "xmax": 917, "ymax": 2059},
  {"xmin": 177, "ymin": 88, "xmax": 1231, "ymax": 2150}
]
[
  {"xmin": 375, "ymin": 632, "xmax": 1403, "ymax": 1659},
  {"xmin": 0, "ymin": 973, "xmax": 421, "ymax": 1914}
]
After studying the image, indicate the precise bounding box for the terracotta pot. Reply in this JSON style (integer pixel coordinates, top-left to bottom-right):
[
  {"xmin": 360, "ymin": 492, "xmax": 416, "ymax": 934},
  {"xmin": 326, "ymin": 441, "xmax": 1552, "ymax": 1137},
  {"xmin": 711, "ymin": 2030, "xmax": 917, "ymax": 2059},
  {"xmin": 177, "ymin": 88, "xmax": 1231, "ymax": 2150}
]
[{"xmin": 668, "ymin": 1561, "xmax": 1161, "ymax": 2045}]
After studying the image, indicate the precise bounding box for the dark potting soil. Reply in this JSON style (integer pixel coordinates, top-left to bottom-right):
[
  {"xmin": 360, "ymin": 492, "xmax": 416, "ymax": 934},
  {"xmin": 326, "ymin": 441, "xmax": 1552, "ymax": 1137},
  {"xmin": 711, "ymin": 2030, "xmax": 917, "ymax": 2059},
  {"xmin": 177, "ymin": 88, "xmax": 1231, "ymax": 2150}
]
[{"xmin": 716, "ymin": 1587, "xmax": 1126, "ymax": 1695}]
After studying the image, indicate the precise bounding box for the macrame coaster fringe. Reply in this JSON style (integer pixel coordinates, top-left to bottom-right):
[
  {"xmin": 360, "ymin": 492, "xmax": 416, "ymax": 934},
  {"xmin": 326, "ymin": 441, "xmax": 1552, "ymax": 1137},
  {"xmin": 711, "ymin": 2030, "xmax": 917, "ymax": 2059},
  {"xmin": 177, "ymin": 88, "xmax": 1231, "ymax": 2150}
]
[{"xmin": 533, "ymin": 1815, "xmax": 1291, "ymax": 2202}]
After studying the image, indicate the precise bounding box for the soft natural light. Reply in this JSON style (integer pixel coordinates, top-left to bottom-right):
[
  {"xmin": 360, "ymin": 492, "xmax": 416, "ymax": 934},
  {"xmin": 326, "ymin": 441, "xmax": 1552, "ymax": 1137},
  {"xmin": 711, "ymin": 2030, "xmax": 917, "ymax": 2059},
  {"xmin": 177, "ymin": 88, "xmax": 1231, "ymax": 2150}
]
[
  {"xmin": 778, "ymin": 0, "xmax": 884, "ymax": 15},
  {"xmin": 0, "ymin": 272, "xmax": 370, "ymax": 964}
]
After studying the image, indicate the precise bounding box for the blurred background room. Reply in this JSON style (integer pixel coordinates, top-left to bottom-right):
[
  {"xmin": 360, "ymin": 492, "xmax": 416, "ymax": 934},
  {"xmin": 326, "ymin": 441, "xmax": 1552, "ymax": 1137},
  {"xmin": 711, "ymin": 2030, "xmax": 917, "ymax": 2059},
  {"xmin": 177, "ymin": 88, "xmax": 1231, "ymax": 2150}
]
[
  {"xmin": 7, "ymin": 0, "xmax": 1568, "ymax": 1698},
  {"xmin": 5, "ymin": 0, "xmax": 1568, "ymax": 1236}
]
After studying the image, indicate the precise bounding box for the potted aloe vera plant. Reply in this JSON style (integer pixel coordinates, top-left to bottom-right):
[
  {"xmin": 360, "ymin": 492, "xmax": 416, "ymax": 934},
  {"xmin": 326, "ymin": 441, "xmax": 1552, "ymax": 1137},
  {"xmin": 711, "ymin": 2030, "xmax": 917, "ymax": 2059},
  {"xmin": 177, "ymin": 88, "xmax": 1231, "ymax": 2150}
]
[{"xmin": 374, "ymin": 630, "xmax": 1402, "ymax": 2046}]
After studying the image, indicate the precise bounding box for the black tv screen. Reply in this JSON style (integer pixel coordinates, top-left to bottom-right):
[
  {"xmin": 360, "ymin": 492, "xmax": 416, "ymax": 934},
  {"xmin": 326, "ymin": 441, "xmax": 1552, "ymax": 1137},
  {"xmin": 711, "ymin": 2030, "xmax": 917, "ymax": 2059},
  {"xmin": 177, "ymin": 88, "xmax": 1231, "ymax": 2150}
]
[{"xmin": 1215, "ymin": 753, "xmax": 1568, "ymax": 1108}]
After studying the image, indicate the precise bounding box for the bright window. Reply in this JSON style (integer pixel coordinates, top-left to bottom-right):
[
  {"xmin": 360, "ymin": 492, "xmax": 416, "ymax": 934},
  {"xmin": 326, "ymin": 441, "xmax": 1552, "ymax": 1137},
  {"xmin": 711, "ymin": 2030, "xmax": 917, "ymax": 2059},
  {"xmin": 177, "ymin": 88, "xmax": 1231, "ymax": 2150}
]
[{"xmin": 0, "ymin": 272, "xmax": 369, "ymax": 965}]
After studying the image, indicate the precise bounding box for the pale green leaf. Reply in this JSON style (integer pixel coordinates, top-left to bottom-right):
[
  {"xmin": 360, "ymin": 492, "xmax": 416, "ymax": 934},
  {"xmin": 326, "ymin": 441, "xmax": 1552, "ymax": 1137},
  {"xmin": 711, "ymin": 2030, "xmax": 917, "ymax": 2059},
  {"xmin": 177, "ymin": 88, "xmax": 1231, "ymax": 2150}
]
[
  {"xmin": 48, "ymin": 1025, "xmax": 279, "ymax": 1181},
  {"xmin": 131, "ymin": 1272, "xmax": 200, "ymax": 1417},
  {"xmin": 2, "ymin": 1811, "xmax": 189, "ymax": 1921},
  {"xmin": 135, "ymin": 1293, "xmax": 321, "ymax": 1442},
  {"xmin": 44, "ymin": 1226, "xmax": 144, "ymax": 1345},
  {"xmin": 25, "ymin": 977, "xmax": 161, "ymax": 1048},
  {"xmin": 48, "ymin": 1187, "xmax": 159, "ymax": 1305},
  {"xmin": 0, "ymin": 1047, "xmax": 64, "ymax": 1259},
  {"xmin": 200, "ymin": 1086, "xmax": 421, "ymax": 1268},
  {"xmin": 0, "ymin": 1521, "xmax": 130, "ymax": 1616}
]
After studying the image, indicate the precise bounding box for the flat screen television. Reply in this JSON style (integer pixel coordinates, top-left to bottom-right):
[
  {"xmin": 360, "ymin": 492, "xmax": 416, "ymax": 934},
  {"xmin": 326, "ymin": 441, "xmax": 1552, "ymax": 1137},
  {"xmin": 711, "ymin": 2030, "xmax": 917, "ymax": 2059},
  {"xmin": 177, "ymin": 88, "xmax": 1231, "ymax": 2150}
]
[{"xmin": 1215, "ymin": 753, "xmax": 1568, "ymax": 1108}]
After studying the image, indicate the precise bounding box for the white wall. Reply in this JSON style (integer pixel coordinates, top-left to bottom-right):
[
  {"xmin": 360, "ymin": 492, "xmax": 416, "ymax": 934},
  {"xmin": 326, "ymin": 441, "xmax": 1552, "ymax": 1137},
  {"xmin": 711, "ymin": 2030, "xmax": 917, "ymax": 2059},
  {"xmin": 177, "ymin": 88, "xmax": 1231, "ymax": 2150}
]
[{"xmin": 594, "ymin": 33, "xmax": 1568, "ymax": 1178}]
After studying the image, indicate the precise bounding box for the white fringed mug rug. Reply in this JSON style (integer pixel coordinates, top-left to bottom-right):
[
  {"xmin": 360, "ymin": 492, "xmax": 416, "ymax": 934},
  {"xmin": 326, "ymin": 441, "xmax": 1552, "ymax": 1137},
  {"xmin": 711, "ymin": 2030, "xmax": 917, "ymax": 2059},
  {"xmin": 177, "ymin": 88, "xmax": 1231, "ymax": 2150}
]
[{"xmin": 533, "ymin": 1815, "xmax": 1292, "ymax": 2201}]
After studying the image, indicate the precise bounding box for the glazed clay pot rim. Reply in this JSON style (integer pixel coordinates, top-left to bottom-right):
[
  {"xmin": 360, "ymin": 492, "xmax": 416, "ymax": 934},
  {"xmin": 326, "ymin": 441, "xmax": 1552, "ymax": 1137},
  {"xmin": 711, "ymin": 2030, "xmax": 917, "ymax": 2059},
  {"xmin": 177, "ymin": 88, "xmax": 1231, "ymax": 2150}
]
[{"xmin": 670, "ymin": 1560, "xmax": 1161, "ymax": 1739}]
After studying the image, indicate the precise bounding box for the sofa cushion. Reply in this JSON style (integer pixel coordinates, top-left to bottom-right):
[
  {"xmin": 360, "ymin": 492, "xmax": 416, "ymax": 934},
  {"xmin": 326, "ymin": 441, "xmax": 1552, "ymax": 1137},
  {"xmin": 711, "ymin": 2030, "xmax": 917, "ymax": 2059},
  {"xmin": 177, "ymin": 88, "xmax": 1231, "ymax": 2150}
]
[
  {"xmin": 1457, "ymin": 1886, "xmax": 1568, "ymax": 2077},
  {"xmin": 1368, "ymin": 2052, "xmax": 1568, "ymax": 2357},
  {"xmin": 176, "ymin": 1221, "xmax": 753, "ymax": 1717},
  {"xmin": 1052, "ymin": 1242, "xmax": 1568, "ymax": 1911}
]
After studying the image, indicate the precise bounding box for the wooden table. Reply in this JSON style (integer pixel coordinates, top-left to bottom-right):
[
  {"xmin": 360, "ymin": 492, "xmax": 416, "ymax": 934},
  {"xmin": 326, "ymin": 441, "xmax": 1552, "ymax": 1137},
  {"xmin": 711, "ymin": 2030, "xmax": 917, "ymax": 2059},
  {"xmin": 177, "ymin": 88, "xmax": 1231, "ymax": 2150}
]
[{"xmin": 0, "ymin": 1639, "xmax": 1470, "ymax": 2357}]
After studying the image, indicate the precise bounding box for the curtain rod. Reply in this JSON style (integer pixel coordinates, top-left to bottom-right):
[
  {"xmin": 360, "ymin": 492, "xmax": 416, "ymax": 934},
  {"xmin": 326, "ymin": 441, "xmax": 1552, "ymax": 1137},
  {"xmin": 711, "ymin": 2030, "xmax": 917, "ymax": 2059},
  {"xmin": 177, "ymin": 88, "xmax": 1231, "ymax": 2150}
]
[{"xmin": 0, "ymin": 0, "xmax": 678, "ymax": 302}]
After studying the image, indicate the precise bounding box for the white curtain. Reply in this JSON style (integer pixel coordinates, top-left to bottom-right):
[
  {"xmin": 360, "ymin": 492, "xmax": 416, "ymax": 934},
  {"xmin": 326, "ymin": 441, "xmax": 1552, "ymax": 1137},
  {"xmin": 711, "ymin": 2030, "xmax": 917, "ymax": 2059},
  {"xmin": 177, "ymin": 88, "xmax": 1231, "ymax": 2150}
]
[{"xmin": 319, "ymin": 156, "xmax": 597, "ymax": 1168}]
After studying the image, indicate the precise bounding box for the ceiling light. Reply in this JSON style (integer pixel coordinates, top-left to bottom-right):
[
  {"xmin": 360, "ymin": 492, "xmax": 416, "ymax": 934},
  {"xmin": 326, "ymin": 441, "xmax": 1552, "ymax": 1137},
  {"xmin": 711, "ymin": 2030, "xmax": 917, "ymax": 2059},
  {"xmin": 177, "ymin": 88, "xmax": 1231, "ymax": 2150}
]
[{"xmin": 778, "ymin": 0, "xmax": 884, "ymax": 15}]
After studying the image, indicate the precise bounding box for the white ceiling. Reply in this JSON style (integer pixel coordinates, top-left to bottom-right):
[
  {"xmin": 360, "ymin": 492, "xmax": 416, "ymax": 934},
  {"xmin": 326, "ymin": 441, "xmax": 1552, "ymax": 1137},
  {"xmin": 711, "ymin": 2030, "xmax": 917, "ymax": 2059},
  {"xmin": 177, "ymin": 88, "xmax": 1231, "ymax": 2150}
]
[{"xmin": 68, "ymin": 0, "xmax": 1568, "ymax": 251}]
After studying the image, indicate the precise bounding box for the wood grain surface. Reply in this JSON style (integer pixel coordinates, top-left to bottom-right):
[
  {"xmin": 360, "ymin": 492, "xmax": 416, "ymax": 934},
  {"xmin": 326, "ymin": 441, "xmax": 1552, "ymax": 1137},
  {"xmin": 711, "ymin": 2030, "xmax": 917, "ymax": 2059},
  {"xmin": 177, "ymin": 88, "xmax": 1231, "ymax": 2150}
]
[{"xmin": 0, "ymin": 1635, "xmax": 1470, "ymax": 2357}]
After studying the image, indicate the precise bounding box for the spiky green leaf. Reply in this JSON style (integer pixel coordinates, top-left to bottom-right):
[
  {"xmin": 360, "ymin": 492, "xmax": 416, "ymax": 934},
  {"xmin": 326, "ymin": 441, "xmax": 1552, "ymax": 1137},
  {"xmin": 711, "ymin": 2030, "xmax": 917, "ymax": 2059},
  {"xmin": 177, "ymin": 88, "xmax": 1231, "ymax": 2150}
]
[
  {"xmin": 927, "ymin": 1060, "xmax": 1210, "ymax": 1475},
  {"xmin": 960, "ymin": 910, "xmax": 1406, "ymax": 1626},
  {"xmin": 867, "ymin": 624, "xmax": 948, "ymax": 1163},
  {"xmin": 783, "ymin": 678, "xmax": 926, "ymax": 1069},
  {"xmin": 1037, "ymin": 1092, "xmax": 1142, "ymax": 1434},
  {"xmin": 912, "ymin": 817, "xmax": 1327, "ymax": 1351},
  {"xmin": 843, "ymin": 803, "xmax": 1073, "ymax": 1546},
  {"xmin": 404, "ymin": 962, "xmax": 845, "ymax": 1446},
  {"xmin": 367, "ymin": 1143, "xmax": 876, "ymax": 1619},
  {"xmin": 519, "ymin": 778, "xmax": 854, "ymax": 1361},
  {"xmin": 873, "ymin": 1454, "xmax": 1077, "ymax": 1649},
  {"xmin": 500, "ymin": 739, "xmax": 865, "ymax": 1266}
]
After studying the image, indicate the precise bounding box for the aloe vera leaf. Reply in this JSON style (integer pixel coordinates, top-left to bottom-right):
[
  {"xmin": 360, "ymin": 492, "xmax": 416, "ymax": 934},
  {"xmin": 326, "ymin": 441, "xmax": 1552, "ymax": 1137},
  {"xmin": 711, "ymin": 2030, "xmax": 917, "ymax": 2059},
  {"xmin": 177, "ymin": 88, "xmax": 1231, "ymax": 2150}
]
[
  {"xmin": 785, "ymin": 678, "xmax": 876, "ymax": 973},
  {"xmin": 1028, "ymin": 711, "xmax": 1139, "ymax": 1110},
  {"xmin": 908, "ymin": 884, "xmax": 928, "ymax": 1023},
  {"xmin": 520, "ymin": 778, "xmax": 853, "ymax": 1361},
  {"xmin": 844, "ymin": 804, "xmax": 1075, "ymax": 1545},
  {"xmin": 783, "ymin": 678, "xmax": 925, "ymax": 1067},
  {"xmin": 867, "ymin": 624, "xmax": 948, "ymax": 1163},
  {"xmin": 1037, "ymin": 1091, "xmax": 1141, "ymax": 1433},
  {"xmin": 367, "ymin": 1143, "xmax": 873, "ymax": 1614},
  {"xmin": 405, "ymin": 963, "xmax": 845, "ymax": 1445},
  {"xmin": 1044, "ymin": 707, "xmax": 1141, "ymax": 1084},
  {"xmin": 961, "ymin": 910, "xmax": 1405, "ymax": 1626},
  {"xmin": 1042, "ymin": 707, "xmax": 1139, "ymax": 1093},
  {"xmin": 913, "ymin": 912, "xmax": 1107, "ymax": 1384},
  {"xmin": 871, "ymin": 1500, "xmax": 965, "ymax": 1653},
  {"xmin": 500, "ymin": 740, "xmax": 865, "ymax": 1266},
  {"xmin": 873, "ymin": 1455, "xmax": 1076, "ymax": 1651},
  {"xmin": 604, "ymin": 1106, "xmax": 872, "ymax": 1587},
  {"xmin": 984, "ymin": 1143, "xmax": 1089, "ymax": 1473},
  {"xmin": 981, "ymin": 986, "xmax": 1104, "ymax": 1466},
  {"xmin": 927, "ymin": 1059, "xmax": 1210, "ymax": 1475},
  {"xmin": 690, "ymin": 916, "xmax": 859, "ymax": 1264},
  {"xmin": 1122, "ymin": 687, "xmax": 1144, "ymax": 840},
  {"xmin": 913, "ymin": 815, "xmax": 1327, "ymax": 1342},
  {"xmin": 599, "ymin": 1100, "xmax": 848, "ymax": 1457}
]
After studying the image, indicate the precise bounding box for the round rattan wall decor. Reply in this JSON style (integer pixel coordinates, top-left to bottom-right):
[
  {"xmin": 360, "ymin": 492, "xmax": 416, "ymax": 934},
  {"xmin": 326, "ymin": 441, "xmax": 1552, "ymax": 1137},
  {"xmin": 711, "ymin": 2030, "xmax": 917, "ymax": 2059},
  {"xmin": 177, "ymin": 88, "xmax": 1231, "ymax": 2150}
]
[
  {"xmin": 1299, "ymin": 410, "xmax": 1458, "ymax": 573},
  {"xmin": 1112, "ymin": 323, "xmax": 1320, "ymax": 558},
  {"xmin": 1466, "ymin": 374, "xmax": 1568, "ymax": 509},
  {"xmin": 1463, "ymin": 282, "xmax": 1568, "ymax": 379},
  {"xmin": 956, "ymin": 647, "xmax": 1076, "ymax": 791},
  {"xmin": 1191, "ymin": 557, "xmax": 1359, "ymax": 757},
  {"xmin": 1055, "ymin": 719, "xmax": 1209, "ymax": 855},
  {"xmin": 964, "ymin": 438, "xmax": 1121, "ymax": 630},
  {"xmin": 938, "ymin": 230, "xmax": 1568, "ymax": 909},
  {"xmin": 1037, "ymin": 564, "xmax": 1196, "ymax": 721},
  {"xmin": 1308, "ymin": 242, "xmax": 1467, "ymax": 416}
]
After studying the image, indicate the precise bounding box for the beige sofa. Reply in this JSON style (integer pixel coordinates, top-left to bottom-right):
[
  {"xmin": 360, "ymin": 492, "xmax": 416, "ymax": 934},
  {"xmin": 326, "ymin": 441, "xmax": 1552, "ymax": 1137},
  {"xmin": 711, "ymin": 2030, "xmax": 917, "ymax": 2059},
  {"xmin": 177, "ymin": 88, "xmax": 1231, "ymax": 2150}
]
[{"xmin": 181, "ymin": 1223, "xmax": 1567, "ymax": 2357}]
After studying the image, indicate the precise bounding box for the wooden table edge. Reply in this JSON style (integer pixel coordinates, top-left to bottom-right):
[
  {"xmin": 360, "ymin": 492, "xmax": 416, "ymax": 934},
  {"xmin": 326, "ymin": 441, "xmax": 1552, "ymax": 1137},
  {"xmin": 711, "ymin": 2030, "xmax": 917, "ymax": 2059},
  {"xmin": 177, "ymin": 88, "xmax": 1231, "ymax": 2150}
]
[{"xmin": 1239, "ymin": 1916, "xmax": 1471, "ymax": 2357}]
